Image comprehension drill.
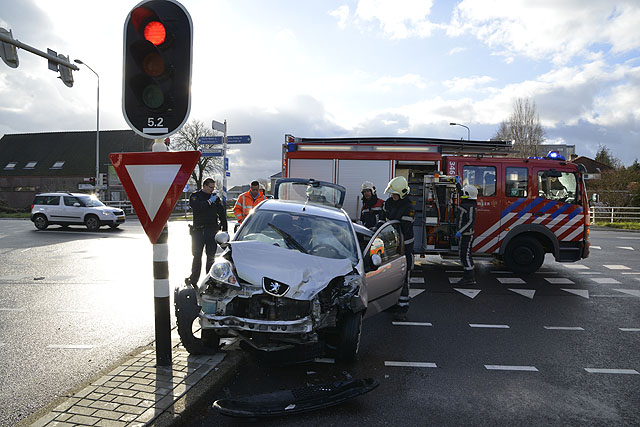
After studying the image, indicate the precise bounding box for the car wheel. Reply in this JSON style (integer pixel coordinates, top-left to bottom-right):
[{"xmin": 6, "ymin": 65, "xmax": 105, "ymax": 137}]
[
  {"xmin": 85, "ymin": 215, "xmax": 100, "ymax": 231},
  {"xmin": 504, "ymin": 236, "xmax": 544, "ymax": 275},
  {"xmin": 174, "ymin": 284, "xmax": 219, "ymax": 355},
  {"xmin": 336, "ymin": 311, "xmax": 362, "ymax": 363},
  {"xmin": 33, "ymin": 214, "xmax": 48, "ymax": 230},
  {"xmin": 109, "ymin": 224, "xmax": 120, "ymax": 229}
]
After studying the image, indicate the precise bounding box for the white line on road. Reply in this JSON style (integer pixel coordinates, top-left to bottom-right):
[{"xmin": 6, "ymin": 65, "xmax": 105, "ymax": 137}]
[
  {"xmin": 545, "ymin": 277, "xmax": 575, "ymax": 284},
  {"xmin": 584, "ymin": 368, "xmax": 639, "ymax": 375},
  {"xmin": 385, "ymin": 361, "xmax": 438, "ymax": 368},
  {"xmin": 409, "ymin": 277, "xmax": 425, "ymax": 284},
  {"xmin": 544, "ymin": 326, "xmax": 584, "ymax": 331},
  {"xmin": 616, "ymin": 236, "xmax": 640, "ymax": 239},
  {"xmin": 497, "ymin": 278, "xmax": 526, "ymax": 284},
  {"xmin": 485, "ymin": 365, "xmax": 538, "ymax": 372},
  {"xmin": 313, "ymin": 358, "xmax": 335, "ymax": 364},
  {"xmin": 564, "ymin": 264, "xmax": 590, "ymax": 269},
  {"xmin": 46, "ymin": 345, "xmax": 94, "ymax": 349},
  {"xmin": 603, "ymin": 265, "xmax": 631, "ymax": 270},
  {"xmin": 590, "ymin": 246, "xmax": 601, "ymax": 250},
  {"xmin": 614, "ymin": 289, "xmax": 640, "ymax": 297},
  {"xmin": 470, "ymin": 324, "xmax": 510, "ymax": 329},
  {"xmin": 616, "ymin": 247, "xmax": 635, "ymax": 251},
  {"xmin": 591, "ymin": 277, "xmax": 621, "ymax": 284},
  {"xmin": 621, "ymin": 272, "xmax": 640, "ymax": 275},
  {"xmin": 619, "ymin": 328, "xmax": 640, "ymax": 332},
  {"xmin": 392, "ymin": 321, "xmax": 433, "ymax": 326},
  {"xmin": 0, "ymin": 307, "xmax": 25, "ymax": 312},
  {"xmin": 578, "ymin": 271, "xmax": 602, "ymax": 274}
]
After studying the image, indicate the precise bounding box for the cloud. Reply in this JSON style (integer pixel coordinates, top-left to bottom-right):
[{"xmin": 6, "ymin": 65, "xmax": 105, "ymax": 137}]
[
  {"xmin": 329, "ymin": 5, "xmax": 350, "ymax": 29},
  {"xmin": 448, "ymin": 47, "xmax": 467, "ymax": 55},
  {"xmin": 443, "ymin": 75, "xmax": 496, "ymax": 92},
  {"xmin": 354, "ymin": 0, "xmax": 437, "ymax": 39}
]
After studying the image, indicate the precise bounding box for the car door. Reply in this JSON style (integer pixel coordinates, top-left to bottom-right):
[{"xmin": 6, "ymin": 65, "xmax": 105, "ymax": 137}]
[
  {"xmin": 362, "ymin": 221, "xmax": 406, "ymax": 318},
  {"xmin": 62, "ymin": 196, "xmax": 85, "ymax": 222}
]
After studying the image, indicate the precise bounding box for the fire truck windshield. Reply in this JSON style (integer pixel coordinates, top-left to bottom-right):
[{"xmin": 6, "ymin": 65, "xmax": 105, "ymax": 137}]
[{"xmin": 538, "ymin": 171, "xmax": 578, "ymax": 204}]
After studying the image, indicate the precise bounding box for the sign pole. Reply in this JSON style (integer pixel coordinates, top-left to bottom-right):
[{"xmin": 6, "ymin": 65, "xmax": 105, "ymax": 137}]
[{"xmin": 222, "ymin": 120, "xmax": 228, "ymax": 202}]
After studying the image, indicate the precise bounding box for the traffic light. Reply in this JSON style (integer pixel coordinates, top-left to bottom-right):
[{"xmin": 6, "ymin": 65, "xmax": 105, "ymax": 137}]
[
  {"xmin": 122, "ymin": 0, "xmax": 192, "ymax": 139},
  {"xmin": 89, "ymin": 177, "xmax": 96, "ymax": 186}
]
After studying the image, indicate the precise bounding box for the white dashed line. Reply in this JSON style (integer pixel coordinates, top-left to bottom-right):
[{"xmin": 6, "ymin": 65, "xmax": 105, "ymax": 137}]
[
  {"xmin": 544, "ymin": 326, "xmax": 584, "ymax": 331},
  {"xmin": 578, "ymin": 271, "xmax": 602, "ymax": 274},
  {"xmin": 603, "ymin": 265, "xmax": 631, "ymax": 270},
  {"xmin": 46, "ymin": 345, "xmax": 94, "ymax": 349},
  {"xmin": 591, "ymin": 294, "xmax": 635, "ymax": 298},
  {"xmin": 485, "ymin": 365, "xmax": 538, "ymax": 372},
  {"xmin": 564, "ymin": 264, "xmax": 589, "ymax": 269},
  {"xmin": 313, "ymin": 358, "xmax": 335, "ymax": 364},
  {"xmin": 392, "ymin": 321, "xmax": 433, "ymax": 326},
  {"xmin": 470, "ymin": 324, "xmax": 510, "ymax": 329},
  {"xmin": 497, "ymin": 278, "xmax": 526, "ymax": 284},
  {"xmin": 619, "ymin": 328, "xmax": 640, "ymax": 332},
  {"xmin": 590, "ymin": 246, "xmax": 601, "ymax": 250},
  {"xmin": 621, "ymin": 272, "xmax": 640, "ymax": 275},
  {"xmin": 385, "ymin": 361, "xmax": 437, "ymax": 368},
  {"xmin": 545, "ymin": 277, "xmax": 575, "ymax": 284},
  {"xmin": 616, "ymin": 247, "xmax": 635, "ymax": 251},
  {"xmin": 584, "ymin": 368, "xmax": 639, "ymax": 375},
  {"xmin": 591, "ymin": 278, "xmax": 621, "ymax": 284}
]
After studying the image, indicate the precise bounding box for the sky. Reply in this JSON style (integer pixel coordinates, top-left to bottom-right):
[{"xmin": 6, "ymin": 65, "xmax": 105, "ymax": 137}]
[{"xmin": 1, "ymin": 0, "xmax": 639, "ymax": 187}]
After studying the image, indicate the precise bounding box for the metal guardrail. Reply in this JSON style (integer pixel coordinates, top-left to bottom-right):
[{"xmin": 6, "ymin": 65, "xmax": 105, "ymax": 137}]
[
  {"xmin": 590, "ymin": 206, "xmax": 640, "ymax": 223},
  {"xmin": 103, "ymin": 200, "xmax": 192, "ymax": 216}
]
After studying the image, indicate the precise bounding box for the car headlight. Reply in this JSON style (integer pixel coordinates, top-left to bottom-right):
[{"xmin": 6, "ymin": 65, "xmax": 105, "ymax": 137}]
[
  {"xmin": 209, "ymin": 260, "xmax": 239, "ymax": 287},
  {"xmin": 101, "ymin": 211, "xmax": 113, "ymax": 216}
]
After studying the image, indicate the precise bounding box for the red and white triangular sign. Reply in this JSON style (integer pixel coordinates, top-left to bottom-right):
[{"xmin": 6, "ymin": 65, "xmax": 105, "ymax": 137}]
[{"xmin": 109, "ymin": 151, "xmax": 201, "ymax": 244}]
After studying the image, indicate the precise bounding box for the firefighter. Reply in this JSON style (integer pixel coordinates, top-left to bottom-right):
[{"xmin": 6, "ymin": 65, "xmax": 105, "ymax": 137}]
[
  {"xmin": 186, "ymin": 178, "xmax": 228, "ymax": 286},
  {"xmin": 383, "ymin": 176, "xmax": 414, "ymax": 321},
  {"xmin": 233, "ymin": 180, "xmax": 266, "ymax": 231},
  {"xmin": 360, "ymin": 181, "xmax": 385, "ymax": 230},
  {"xmin": 455, "ymin": 181, "xmax": 478, "ymax": 285}
]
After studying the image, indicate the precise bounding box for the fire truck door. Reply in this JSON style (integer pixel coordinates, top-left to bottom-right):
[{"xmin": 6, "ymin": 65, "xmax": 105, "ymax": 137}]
[{"xmin": 459, "ymin": 164, "xmax": 499, "ymax": 255}]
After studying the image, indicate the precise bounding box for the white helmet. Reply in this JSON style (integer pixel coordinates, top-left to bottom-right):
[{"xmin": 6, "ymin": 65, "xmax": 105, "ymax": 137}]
[
  {"xmin": 461, "ymin": 184, "xmax": 478, "ymax": 200},
  {"xmin": 385, "ymin": 176, "xmax": 410, "ymax": 199},
  {"xmin": 361, "ymin": 181, "xmax": 375, "ymax": 194}
]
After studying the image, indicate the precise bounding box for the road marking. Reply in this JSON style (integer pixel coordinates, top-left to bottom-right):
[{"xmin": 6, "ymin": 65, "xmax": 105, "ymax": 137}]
[
  {"xmin": 591, "ymin": 278, "xmax": 621, "ymax": 284},
  {"xmin": 564, "ymin": 264, "xmax": 589, "ymax": 269},
  {"xmin": 616, "ymin": 247, "xmax": 635, "ymax": 251},
  {"xmin": 616, "ymin": 236, "xmax": 640, "ymax": 239},
  {"xmin": 454, "ymin": 288, "xmax": 481, "ymax": 299},
  {"xmin": 621, "ymin": 272, "xmax": 640, "ymax": 275},
  {"xmin": 545, "ymin": 277, "xmax": 575, "ymax": 284},
  {"xmin": 385, "ymin": 361, "xmax": 437, "ymax": 368},
  {"xmin": 561, "ymin": 288, "xmax": 590, "ymax": 298},
  {"xmin": 584, "ymin": 368, "xmax": 639, "ymax": 375},
  {"xmin": 470, "ymin": 324, "xmax": 510, "ymax": 329},
  {"xmin": 0, "ymin": 307, "xmax": 25, "ymax": 312},
  {"xmin": 497, "ymin": 278, "xmax": 526, "ymax": 284},
  {"xmin": 591, "ymin": 245, "xmax": 601, "ymax": 250},
  {"xmin": 508, "ymin": 288, "xmax": 536, "ymax": 299},
  {"xmin": 613, "ymin": 289, "xmax": 640, "ymax": 297},
  {"xmin": 619, "ymin": 328, "xmax": 640, "ymax": 332},
  {"xmin": 591, "ymin": 294, "xmax": 634, "ymax": 298},
  {"xmin": 313, "ymin": 358, "xmax": 335, "ymax": 364},
  {"xmin": 46, "ymin": 345, "xmax": 94, "ymax": 349},
  {"xmin": 448, "ymin": 278, "xmax": 462, "ymax": 284},
  {"xmin": 578, "ymin": 271, "xmax": 602, "ymax": 274},
  {"xmin": 392, "ymin": 321, "xmax": 432, "ymax": 326},
  {"xmin": 409, "ymin": 289, "xmax": 425, "ymax": 298},
  {"xmin": 485, "ymin": 365, "xmax": 538, "ymax": 372},
  {"xmin": 544, "ymin": 326, "xmax": 584, "ymax": 331},
  {"xmin": 409, "ymin": 277, "xmax": 424, "ymax": 284},
  {"xmin": 603, "ymin": 265, "xmax": 631, "ymax": 270}
]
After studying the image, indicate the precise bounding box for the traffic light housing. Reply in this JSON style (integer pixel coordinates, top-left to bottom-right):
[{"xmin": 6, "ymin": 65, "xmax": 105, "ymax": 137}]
[
  {"xmin": 123, "ymin": 0, "xmax": 192, "ymax": 139},
  {"xmin": 89, "ymin": 177, "xmax": 96, "ymax": 186}
]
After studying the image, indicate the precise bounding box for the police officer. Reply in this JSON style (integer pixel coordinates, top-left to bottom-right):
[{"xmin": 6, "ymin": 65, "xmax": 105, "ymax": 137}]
[
  {"xmin": 186, "ymin": 178, "xmax": 228, "ymax": 286},
  {"xmin": 360, "ymin": 181, "xmax": 385, "ymax": 230},
  {"xmin": 384, "ymin": 176, "xmax": 415, "ymax": 321},
  {"xmin": 455, "ymin": 181, "xmax": 478, "ymax": 285}
]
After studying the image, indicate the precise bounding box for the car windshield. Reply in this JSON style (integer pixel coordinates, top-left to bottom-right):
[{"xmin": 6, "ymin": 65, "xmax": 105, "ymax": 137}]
[
  {"xmin": 78, "ymin": 195, "xmax": 104, "ymax": 207},
  {"xmin": 235, "ymin": 209, "xmax": 359, "ymax": 264},
  {"xmin": 277, "ymin": 182, "xmax": 344, "ymax": 208}
]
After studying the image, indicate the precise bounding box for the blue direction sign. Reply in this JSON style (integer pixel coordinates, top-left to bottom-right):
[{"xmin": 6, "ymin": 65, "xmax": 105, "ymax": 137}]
[
  {"xmin": 227, "ymin": 135, "xmax": 251, "ymax": 144},
  {"xmin": 226, "ymin": 171, "xmax": 231, "ymax": 177},
  {"xmin": 224, "ymin": 158, "xmax": 229, "ymax": 171},
  {"xmin": 200, "ymin": 144, "xmax": 224, "ymax": 157},
  {"xmin": 198, "ymin": 136, "xmax": 223, "ymax": 144}
]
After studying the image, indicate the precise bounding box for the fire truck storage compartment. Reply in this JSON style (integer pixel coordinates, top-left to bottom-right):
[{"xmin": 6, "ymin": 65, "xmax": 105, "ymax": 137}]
[
  {"xmin": 422, "ymin": 175, "xmax": 458, "ymax": 252},
  {"xmin": 288, "ymin": 159, "xmax": 335, "ymax": 183},
  {"xmin": 337, "ymin": 160, "xmax": 393, "ymax": 221}
]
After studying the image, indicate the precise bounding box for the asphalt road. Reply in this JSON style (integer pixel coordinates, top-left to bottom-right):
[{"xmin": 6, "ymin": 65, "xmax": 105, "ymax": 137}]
[
  {"xmin": 0, "ymin": 217, "xmax": 199, "ymax": 426},
  {"xmin": 186, "ymin": 230, "xmax": 640, "ymax": 427}
]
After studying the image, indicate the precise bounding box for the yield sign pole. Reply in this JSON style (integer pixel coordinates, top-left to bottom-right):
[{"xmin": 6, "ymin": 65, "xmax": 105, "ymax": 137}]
[{"xmin": 109, "ymin": 149, "xmax": 200, "ymax": 366}]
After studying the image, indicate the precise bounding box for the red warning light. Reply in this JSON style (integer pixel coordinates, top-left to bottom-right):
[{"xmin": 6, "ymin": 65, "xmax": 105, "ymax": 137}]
[{"xmin": 144, "ymin": 21, "xmax": 166, "ymax": 45}]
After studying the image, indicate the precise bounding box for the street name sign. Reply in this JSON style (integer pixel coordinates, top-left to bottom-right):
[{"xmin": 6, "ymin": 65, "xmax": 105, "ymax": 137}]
[
  {"xmin": 198, "ymin": 136, "xmax": 222, "ymax": 144},
  {"xmin": 109, "ymin": 151, "xmax": 201, "ymax": 243},
  {"xmin": 199, "ymin": 144, "xmax": 224, "ymax": 157},
  {"xmin": 227, "ymin": 135, "xmax": 251, "ymax": 144}
]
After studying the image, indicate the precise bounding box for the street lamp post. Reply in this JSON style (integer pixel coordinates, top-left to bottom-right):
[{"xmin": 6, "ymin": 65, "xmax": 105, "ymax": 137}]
[
  {"xmin": 74, "ymin": 59, "xmax": 100, "ymax": 193},
  {"xmin": 450, "ymin": 122, "xmax": 470, "ymax": 141}
]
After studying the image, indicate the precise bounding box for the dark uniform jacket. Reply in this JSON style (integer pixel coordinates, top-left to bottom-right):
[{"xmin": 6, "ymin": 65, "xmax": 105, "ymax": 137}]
[
  {"xmin": 457, "ymin": 199, "xmax": 477, "ymax": 236},
  {"xmin": 361, "ymin": 195, "xmax": 385, "ymax": 229},
  {"xmin": 383, "ymin": 197, "xmax": 415, "ymax": 247},
  {"xmin": 189, "ymin": 190, "xmax": 228, "ymax": 231}
]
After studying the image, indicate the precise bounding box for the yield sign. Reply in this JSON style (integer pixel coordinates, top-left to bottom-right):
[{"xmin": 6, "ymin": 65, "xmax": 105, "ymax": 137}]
[{"xmin": 109, "ymin": 151, "xmax": 201, "ymax": 243}]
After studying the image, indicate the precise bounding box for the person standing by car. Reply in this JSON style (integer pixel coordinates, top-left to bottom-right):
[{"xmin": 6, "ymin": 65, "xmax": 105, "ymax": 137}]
[
  {"xmin": 360, "ymin": 181, "xmax": 385, "ymax": 230},
  {"xmin": 233, "ymin": 180, "xmax": 265, "ymax": 231},
  {"xmin": 455, "ymin": 180, "xmax": 478, "ymax": 285},
  {"xmin": 383, "ymin": 176, "xmax": 415, "ymax": 321},
  {"xmin": 186, "ymin": 178, "xmax": 228, "ymax": 286}
]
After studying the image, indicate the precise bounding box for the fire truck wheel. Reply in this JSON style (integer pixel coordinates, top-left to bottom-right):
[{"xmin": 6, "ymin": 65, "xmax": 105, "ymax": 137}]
[{"xmin": 504, "ymin": 236, "xmax": 544, "ymax": 275}]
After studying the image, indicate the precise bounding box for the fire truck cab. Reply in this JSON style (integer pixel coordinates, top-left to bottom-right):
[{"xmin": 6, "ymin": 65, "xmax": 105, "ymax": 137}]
[{"xmin": 282, "ymin": 135, "xmax": 590, "ymax": 274}]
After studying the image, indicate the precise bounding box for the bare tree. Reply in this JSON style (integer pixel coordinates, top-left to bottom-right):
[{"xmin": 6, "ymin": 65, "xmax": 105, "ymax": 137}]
[
  {"xmin": 170, "ymin": 120, "xmax": 223, "ymax": 189},
  {"xmin": 494, "ymin": 98, "xmax": 545, "ymax": 158}
]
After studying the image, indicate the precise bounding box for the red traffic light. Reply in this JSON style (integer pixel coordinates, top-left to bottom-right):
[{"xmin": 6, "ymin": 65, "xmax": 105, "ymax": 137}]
[{"xmin": 144, "ymin": 21, "xmax": 166, "ymax": 45}]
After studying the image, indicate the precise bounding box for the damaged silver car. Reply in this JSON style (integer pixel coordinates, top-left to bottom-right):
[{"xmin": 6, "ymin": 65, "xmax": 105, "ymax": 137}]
[{"xmin": 175, "ymin": 178, "xmax": 408, "ymax": 362}]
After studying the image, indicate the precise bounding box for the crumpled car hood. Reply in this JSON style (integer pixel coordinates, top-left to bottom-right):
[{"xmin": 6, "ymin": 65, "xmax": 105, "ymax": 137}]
[{"xmin": 229, "ymin": 240, "xmax": 353, "ymax": 300}]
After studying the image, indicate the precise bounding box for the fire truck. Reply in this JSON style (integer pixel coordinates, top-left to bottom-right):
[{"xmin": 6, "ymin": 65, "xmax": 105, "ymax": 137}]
[{"xmin": 281, "ymin": 134, "xmax": 590, "ymax": 274}]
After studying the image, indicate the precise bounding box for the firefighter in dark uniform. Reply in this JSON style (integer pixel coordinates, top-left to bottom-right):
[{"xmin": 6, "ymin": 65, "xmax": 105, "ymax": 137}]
[
  {"xmin": 186, "ymin": 178, "xmax": 228, "ymax": 286},
  {"xmin": 360, "ymin": 181, "xmax": 385, "ymax": 230},
  {"xmin": 455, "ymin": 181, "xmax": 478, "ymax": 285},
  {"xmin": 383, "ymin": 176, "xmax": 415, "ymax": 321}
]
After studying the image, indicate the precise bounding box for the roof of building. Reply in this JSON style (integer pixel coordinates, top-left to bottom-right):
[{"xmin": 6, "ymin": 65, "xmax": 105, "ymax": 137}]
[
  {"xmin": 571, "ymin": 156, "xmax": 614, "ymax": 174},
  {"xmin": 0, "ymin": 130, "xmax": 152, "ymax": 176}
]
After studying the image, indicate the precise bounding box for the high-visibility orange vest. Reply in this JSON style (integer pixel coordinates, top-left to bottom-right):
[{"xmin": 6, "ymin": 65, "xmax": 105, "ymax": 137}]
[{"xmin": 233, "ymin": 190, "xmax": 265, "ymax": 223}]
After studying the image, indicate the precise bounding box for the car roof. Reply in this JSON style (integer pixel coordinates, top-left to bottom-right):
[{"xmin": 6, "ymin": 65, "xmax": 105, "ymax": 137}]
[
  {"xmin": 35, "ymin": 192, "xmax": 90, "ymax": 197},
  {"xmin": 257, "ymin": 199, "xmax": 351, "ymax": 222}
]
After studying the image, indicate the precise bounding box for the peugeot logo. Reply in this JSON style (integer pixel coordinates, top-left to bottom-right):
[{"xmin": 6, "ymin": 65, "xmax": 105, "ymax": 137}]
[{"xmin": 262, "ymin": 277, "xmax": 290, "ymax": 297}]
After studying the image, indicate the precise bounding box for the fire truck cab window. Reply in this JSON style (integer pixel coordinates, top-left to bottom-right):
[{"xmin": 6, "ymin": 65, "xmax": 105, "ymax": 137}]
[
  {"xmin": 505, "ymin": 167, "xmax": 528, "ymax": 198},
  {"xmin": 462, "ymin": 166, "xmax": 496, "ymax": 197},
  {"xmin": 538, "ymin": 171, "xmax": 578, "ymax": 204}
]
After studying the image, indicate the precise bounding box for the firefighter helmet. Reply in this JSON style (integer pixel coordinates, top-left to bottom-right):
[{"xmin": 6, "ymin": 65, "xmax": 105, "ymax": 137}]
[
  {"xmin": 385, "ymin": 176, "xmax": 410, "ymax": 199},
  {"xmin": 361, "ymin": 181, "xmax": 376, "ymax": 194},
  {"xmin": 461, "ymin": 184, "xmax": 478, "ymax": 200}
]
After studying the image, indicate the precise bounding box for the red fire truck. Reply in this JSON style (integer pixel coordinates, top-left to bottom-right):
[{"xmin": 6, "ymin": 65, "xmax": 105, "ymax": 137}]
[{"xmin": 282, "ymin": 134, "xmax": 590, "ymax": 274}]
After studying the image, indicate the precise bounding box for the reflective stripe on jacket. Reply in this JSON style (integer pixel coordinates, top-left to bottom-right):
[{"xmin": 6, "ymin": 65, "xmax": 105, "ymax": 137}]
[{"xmin": 233, "ymin": 191, "xmax": 266, "ymax": 223}]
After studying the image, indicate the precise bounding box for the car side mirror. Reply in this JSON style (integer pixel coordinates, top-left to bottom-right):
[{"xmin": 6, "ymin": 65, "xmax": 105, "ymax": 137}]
[
  {"xmin": 73, "ymin": 203, "xmax": 81, "ymax": 207},
  {"xmin": 215, "ymin": 231, "xmax": 230, "ymax": 248},
  {"xmin": 371, "ymin": 253, "xmax": 382, "ymax": 267}
]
